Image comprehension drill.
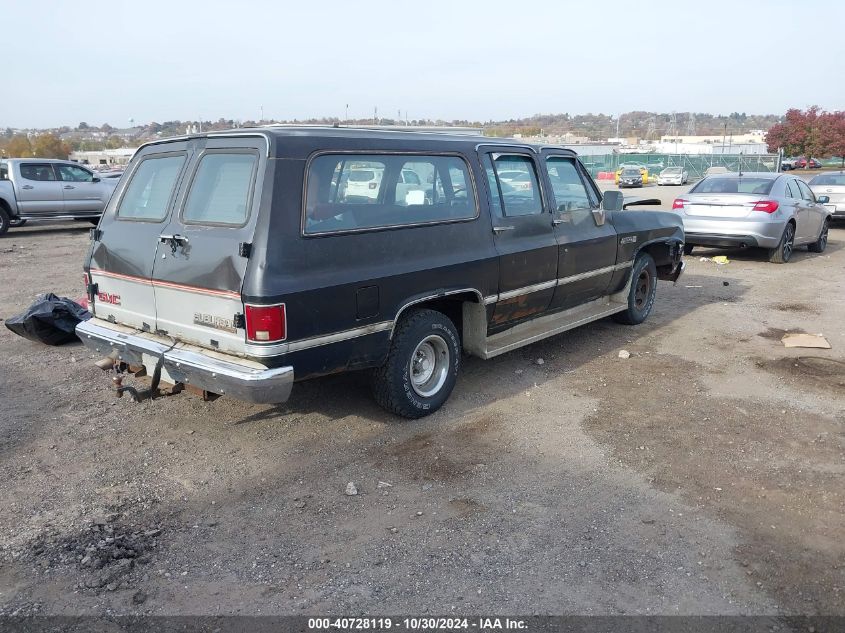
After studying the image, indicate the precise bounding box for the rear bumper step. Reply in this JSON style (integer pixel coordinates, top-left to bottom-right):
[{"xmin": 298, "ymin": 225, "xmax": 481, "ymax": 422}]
[{"xmin": 75, "ymin": 318, "xmax": 293, "ymax": 404}]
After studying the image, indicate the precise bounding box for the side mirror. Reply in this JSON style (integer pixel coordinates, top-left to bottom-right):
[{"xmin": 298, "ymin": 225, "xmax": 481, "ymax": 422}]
[
  {"xmin": 816, "ymin": 195, "xmax": 830, "ymax": 204},
  {"xmin": 92, "ymin": 177, "xmax": 101, "ymax": 183},
  {"xmin": 601, "ymin": 190, "xmax": 624, "ymax": 211}
]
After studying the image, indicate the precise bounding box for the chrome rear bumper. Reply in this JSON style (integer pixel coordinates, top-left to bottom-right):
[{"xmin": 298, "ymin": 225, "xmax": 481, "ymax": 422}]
[{"xmin": 76, "ymin": 318, "xmax": 293, "ymax": 404}]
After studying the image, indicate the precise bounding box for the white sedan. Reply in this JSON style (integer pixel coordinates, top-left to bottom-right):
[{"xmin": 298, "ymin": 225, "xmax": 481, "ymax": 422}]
[{"xmin": 657, "ymin": 167, "xmax": 688, "ymax": 186}]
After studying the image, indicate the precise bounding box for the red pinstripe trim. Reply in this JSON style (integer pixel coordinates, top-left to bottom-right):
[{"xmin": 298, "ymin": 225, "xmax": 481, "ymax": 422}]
[{"xmin": 89, "ymin": 268, "xmax": 241, "ymax": 300}]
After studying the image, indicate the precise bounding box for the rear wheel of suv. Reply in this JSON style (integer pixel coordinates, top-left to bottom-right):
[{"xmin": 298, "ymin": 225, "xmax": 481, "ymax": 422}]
[
  {"xmin": 807, "ymin": 218, "xmax": 829, "ymax": 253},
  {"xmin": 768, "ymin": 222, "xmax": 795, "ymax": 263},
  {"xmin": 0, "ymin": 206, "xmax": 10, "ymax": 236},
  {"xmin": 613, "ymin": 253, "xmax": 657, "ymax": 325},
  {"xmin": 683, "ymin": 243, "xmax": 694, "ymax": 255},
  {"xmin": 371, "ymin": 308, "xmax": 461, "ymax": 419}
]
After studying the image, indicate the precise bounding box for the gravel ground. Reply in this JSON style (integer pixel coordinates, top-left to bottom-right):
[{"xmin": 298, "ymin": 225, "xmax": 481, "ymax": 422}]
[{"xmin": 0, "ymin": 196, "xmax": 842, "ymax": 616}]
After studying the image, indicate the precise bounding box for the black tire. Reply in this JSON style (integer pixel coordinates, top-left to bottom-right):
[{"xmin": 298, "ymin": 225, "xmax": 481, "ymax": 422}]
[
  {"xmin": 9, "ymin": 218, "xmax": 27, "ymax": 227},
  {"xmin": 807, "ymin": 218, "xmax": 829, "ymax": 253},
  {"xmin": 613, "ymin": 253, "xmax": 657, "ymax": 325},
  {"xmin": 371, "ymin": 308, "xmax": 461, "ymax": 419},
  {"xmin": 89, "ymin": 218, "xmax": 100, "ymax": 226},
  {"xmin": 683, "ymin": 243, "xmax": 694, "ymax": 255},
  {"xmin": 0, "ymin": 206, "xmax": 10, "ymax": 237},
  {"xmin": 768, "ymin": 222, "xmax": 795, "ymax": 263}
]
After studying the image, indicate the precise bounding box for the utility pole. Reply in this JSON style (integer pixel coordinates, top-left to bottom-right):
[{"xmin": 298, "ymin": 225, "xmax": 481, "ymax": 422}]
[
  {"xmin": 722, "ymin": 122, "xmax": 727, "ymax": 153},
  {"xmin": 345, "ymin": 104, "xmax": 349, "ymax": 125},
  {"xmin": 259, "ymin": 105, "xmax": 264, "ymax": 123}
]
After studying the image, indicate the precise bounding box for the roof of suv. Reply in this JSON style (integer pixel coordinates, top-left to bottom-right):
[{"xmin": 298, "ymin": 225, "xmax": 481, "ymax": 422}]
[{"xmin": 136, "ymin": 126, "xmax": 579, "ymax": 157}]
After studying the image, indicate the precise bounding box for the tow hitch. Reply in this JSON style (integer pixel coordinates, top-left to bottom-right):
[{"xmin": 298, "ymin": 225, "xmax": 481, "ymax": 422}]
[{"xmin": 95, "ymin": 353, "xmax": 168, "ymax": 402}]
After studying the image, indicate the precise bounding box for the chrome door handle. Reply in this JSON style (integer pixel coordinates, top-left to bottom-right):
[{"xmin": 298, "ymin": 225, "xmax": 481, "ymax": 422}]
[
  {"xmin": 21, "ymin": 184, "xmax": 34, "ymax": 190},
  {"xmin": 63, "ymin": 185, "xmax": 75, "ymax": 190},
  {"xmin": 492, "ymin": 225, "xmax": 515, "ymax": 233}
]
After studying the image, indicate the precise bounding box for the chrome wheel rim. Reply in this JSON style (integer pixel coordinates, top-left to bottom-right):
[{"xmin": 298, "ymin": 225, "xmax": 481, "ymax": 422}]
[
  {"xmin": 783, "ymin": 225, "xmax": 794, "ymax": 260},
  {"xmin": 409, "ymin": 335, "xmax": 450, "ymax": 398},
  {"xmin": 634, "ymin": 269, "xmax": 651, "ymax": 310}
]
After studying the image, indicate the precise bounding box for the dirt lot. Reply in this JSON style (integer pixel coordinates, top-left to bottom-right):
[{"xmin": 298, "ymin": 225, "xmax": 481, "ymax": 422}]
[{"xmin": 0, "ymin": 201, "xmax": 843, "ymax": 616}]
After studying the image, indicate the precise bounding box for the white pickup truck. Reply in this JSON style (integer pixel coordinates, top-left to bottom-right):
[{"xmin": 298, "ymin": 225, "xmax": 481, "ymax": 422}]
[{"xmin": 0, "ymin": 158, "xmax": 119, "ymax": 235}]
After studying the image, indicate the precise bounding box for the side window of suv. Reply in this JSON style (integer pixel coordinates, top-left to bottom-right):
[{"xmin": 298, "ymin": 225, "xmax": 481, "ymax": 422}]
[
  {"xmin": 183, "ymin": 153, "xmax": 258, "ymax": 225},
  {"xmin": 20, "ymin": 163, "xmax": 57, "ymax": 181},
  {"xmin": 485, "ymin": 154, "xmax": 543, "ymax": 217},
  {"xmin": 545, "ymin": 157, "xmax": 592, "ymax": 209},
  {"xmin": 304, "ymin": 154, "xmax": 477, "ymax": 235},
  {"xmin": 117, "ymin": 154, "xmax": 186, "ymax": 221}
]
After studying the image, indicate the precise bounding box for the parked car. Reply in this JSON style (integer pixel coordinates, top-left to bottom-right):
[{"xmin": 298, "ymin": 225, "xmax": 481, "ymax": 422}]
[
  {"xmin": 75, "ymin": 127, "xmax": 684, "ymax": 418},
  {"xmin": 808, "ymin": 171, "xmax": 845, "ymax": 219},
  {"xmin": 788, "ymin": 156, "xmax": 821, "ymax": 170},
  {"xmin": 618, "ymin": 167, "xmax": 644, "ymax": 188},
  {"xmin": 657, "ymin": 167, "xmax": 688, "ymax": 186},
  {"xmin": 673, "ymin": 172, "xmax": 832, "ymax": 263},
  {"xmin": 615, "ymin": 164, "xmax": 648, "ymax": 185},
  {"xmin": 781, "ymin": 157, "xmax": 797, "ymax": 171},
  {"xmin": 0, "ymin": 158, "xmax": 118, "ymax": 235}
]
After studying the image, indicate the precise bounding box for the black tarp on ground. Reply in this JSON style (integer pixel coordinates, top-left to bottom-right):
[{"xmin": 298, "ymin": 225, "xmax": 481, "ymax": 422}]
[{"xmin": 4, "ymin": 293, "xmax": 92, "ymax": 345}]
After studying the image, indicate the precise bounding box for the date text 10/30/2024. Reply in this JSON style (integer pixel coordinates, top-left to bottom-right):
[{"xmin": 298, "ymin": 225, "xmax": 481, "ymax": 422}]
[{"xmin": 308, "ymin": 618, "xmax": 528, "ymax": 631}]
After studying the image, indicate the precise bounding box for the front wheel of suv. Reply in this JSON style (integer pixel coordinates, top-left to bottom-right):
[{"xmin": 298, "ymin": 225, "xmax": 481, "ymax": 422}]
[
  {"xmin": 371, "ymin": 309, "xmax": 461, "ymax": 419},
  {"xmin": 613, "ymin": 253, "xmax": 657, "ymax": 325}
]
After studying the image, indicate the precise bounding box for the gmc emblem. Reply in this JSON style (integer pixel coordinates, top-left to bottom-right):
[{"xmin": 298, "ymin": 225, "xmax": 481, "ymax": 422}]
[{"xmin": 97, "ymin": 291, "xmax": 121, "ymax": 305}]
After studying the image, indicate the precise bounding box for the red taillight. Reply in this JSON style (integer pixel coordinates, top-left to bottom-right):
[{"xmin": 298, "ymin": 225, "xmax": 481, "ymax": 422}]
[
  {"xmin": 672, "ymin": 198, "xmax": 686, "ymax": 210},
  {"xmin": 83, "ymin": 272, "xmax": 90, "ymax": 289},
  {"xmin": 245, "ymin": 304, "xmax": 286, "ymax": 343},
  {"xmin": 753, "ymin": 200, "xmax": 779, "ymax": 213}
]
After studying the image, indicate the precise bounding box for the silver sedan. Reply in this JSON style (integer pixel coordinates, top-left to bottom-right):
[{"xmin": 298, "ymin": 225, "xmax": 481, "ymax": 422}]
[
  {"xmin": 673, "ymin": 172, "xmax": 832, "ymax": 263},
  {"xmin": 808, "ymin": 171, "xmax": 845, "ymax": 219}
]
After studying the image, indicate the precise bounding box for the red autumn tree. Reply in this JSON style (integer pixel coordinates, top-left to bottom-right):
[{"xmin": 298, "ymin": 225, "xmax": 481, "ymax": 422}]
[{"xmin": 766, "ymin": 106, "xmax": 845, "ymax": 164}]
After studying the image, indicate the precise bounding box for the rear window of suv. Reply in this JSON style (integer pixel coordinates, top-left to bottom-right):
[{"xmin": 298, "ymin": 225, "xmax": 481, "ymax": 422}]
[
  {"xmin": 117, "ymin": 154, "xmax": 186, "ymax": 221},
  {"xmin": 304, "ymin": 154, "xmax": 477, "ymax": 235},
  {"xmin": 183, "ymin": 152, "xmax": 258, "ymax": 226}
]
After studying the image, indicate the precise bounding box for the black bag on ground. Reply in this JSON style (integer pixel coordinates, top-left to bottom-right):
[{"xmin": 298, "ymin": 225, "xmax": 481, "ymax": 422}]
[{"xmin": 4, "ymin": 293, "xmax": 92, "ymax": 345}]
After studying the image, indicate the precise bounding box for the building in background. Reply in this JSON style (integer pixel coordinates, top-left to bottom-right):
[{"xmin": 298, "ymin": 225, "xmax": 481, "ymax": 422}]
[{"xmin": 69, "ymin": 148, "xmax": 136, "ymax": 167}]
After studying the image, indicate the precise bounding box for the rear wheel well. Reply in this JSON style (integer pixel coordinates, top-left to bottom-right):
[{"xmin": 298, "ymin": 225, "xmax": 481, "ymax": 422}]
[
  {"xmin": 393, "ymin": 293, "xmax": 481, "ymax": 342},
  {"xmin": 0, "ymin": 199, "xmax": 11, "ymax": 215}
]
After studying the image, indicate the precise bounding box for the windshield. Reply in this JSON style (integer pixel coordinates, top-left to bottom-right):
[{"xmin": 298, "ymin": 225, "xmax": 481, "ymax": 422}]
[
  {"xmin": 691, "ymin": 177, "xmax": 774, "ymax": 195},
  {"xmin": 663, "ymin": 167, "xmax": 681, "ymax": 174},
  {"xmin": 622, "ymin": 169, "xmax": 640, "ymax": 176},
  {"xmin": 809, "ymin": 173, "xmax": 845, "ymax": 186}
]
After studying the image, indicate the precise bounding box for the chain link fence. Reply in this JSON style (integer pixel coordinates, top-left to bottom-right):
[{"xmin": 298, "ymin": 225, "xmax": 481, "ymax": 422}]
[{"xmin": 578, "ymin": 153, "xmax": 780, "ymax": 180}]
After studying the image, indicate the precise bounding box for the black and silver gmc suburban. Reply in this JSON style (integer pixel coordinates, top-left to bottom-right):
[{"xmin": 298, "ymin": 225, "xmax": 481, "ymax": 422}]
[{"xmin": 77, "ymin": 127, "xmax": 684, "ymax": 417}]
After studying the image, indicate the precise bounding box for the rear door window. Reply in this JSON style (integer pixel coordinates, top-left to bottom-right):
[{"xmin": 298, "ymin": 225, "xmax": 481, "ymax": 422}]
[
  {"xmin": 182, "ymin": 152, "xmax": 258, "ymax": 225},
  {"xmin": 486, "ymin": 154, "xmax": 543, "ymax": 217},
  {"xmin": 20, "ymin": 163, "xmax": 57, "ymax": 181},
  {"xmin": 796, "ymin": 179, "xmax": 815, "ymax": 202},
  {"xmin": 117, "ymin": 154, "xmax": 186, "ymax": 221}
]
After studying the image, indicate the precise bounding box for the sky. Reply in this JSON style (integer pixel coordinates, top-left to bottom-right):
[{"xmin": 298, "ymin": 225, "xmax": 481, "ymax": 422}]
[{"xmin": 2, "ymin": 0, "xmax": 844, "ymax": 128}]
